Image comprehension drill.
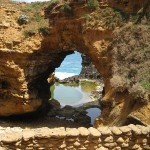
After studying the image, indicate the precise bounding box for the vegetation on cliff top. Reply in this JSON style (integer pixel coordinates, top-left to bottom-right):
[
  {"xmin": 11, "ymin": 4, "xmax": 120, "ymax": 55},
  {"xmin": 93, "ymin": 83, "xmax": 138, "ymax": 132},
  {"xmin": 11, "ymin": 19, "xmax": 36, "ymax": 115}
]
[
  {"xmin": 5, "ymin": 0, "xmax": 51, "ymax": 38},
  {"xmin": 110, "ymin": 24, "xmax": 150, "ymax": 103}
]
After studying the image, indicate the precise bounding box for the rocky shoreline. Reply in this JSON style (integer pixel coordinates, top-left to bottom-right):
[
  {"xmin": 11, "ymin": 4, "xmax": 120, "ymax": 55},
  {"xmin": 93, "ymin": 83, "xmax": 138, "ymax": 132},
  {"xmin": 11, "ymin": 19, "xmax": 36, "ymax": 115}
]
[{"xmin": 0, "ymin": 75, "xmax": 103, "ymax": 129}]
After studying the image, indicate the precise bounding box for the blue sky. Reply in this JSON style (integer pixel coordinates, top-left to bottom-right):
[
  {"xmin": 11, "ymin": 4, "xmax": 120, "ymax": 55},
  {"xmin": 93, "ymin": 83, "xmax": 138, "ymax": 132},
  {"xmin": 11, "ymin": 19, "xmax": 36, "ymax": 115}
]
[{"xmin": 13, "ymin": 0, "xmax": 51, "ymax": 2}]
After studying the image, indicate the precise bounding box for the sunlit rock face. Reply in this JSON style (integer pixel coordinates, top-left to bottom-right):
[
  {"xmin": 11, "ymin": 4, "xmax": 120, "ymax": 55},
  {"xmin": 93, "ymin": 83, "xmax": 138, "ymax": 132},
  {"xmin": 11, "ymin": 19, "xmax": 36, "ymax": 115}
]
[{"xmin": 0, "ymin": 0, "xmax": 149, "ymax": 126}]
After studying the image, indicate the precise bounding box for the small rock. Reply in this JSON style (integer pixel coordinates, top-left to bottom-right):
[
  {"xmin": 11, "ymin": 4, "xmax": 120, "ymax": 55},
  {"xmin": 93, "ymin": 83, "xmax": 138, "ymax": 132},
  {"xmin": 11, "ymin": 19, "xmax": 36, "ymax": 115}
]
[
  {"xmin": 114, "ymin": 147, "xmax": 121, "ymax": 150},
  {"xmin": 59, "ymin": 143, "xmax": 66, "ymax": 149},
  {"xmin": 96, "ymin": 147, "xmax": 108, "ymax": 150},
  {"xmin": 23, "ymin": 129, "xmax": 35, "ymax": 141},
  {"xmin": 1, "ymin": 131, "xmax": 22, "ymax": 143},
  {"xmin": 104, "ymin": 142, "xmax": 117, "ymax": 148},
  {"xmin": 116, "ymin": 137, "xmax": 124, "ymax": 143},
  {"xmin": 74, "ymin": 141, "xmax": 81, "ymax": 147},
  {"xmin": 131, "ymin": 144, "xmax": 140, "ymax": 149},
  {"xmin": 128, "ymin": 124, "xmax": 141, "ymax": 135},
  {"xmin": 34, "ymin": 127, "xmax": 51, "ymax": 138},
  {"xmin": 49, "ymin": 127, "xmax": 66, "ymax": 138},
  {"xmin": 142, "ymin": 138, "xmax": 148, "ymax": 144},
  {"xmin": 2, "ymin": 21, "xmax": 10, "ymax": 28},
  {"xmin": 110, "ymin": 127, "xmax": 122, "ymax": 135},
  {"xmin": 98, "ymin": 127, "xmax": 112, "ymax": 135},
  {"xmin": 88, "ymin": 127, "xmax": 101, "ymax": 137},
  {"xmin": 119, "ymin": 126, "xmax": 131, "ymax": 134},
  {"xmin": 121, "ymin": 143, "xmax": 129, "ymax": 148},
  {"xmin": 66, "ymin": 128, "xmax": 79, "ymax": 137},
  {"xmin": 49, "ymin": 99, "xmax": 61, "ymax": 110},
  {"xmin": 104, "ymin": 136, "xmax": 113, "ymax": 143},
  {"xmin": 136, "ymin": 125, "xmax": 149, "ymax": 135},
  {"xmin": 78, "ymin": 127, "xmax": 90, "ymax": 136}
]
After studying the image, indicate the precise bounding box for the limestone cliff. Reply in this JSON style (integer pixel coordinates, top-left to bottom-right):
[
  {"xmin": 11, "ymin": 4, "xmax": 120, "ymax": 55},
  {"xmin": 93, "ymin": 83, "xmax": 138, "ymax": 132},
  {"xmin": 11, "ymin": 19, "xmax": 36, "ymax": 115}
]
[
  {"xmin": 44, "ymin": 0, "xmax": 150, "ymax": 126},
  {"xmin": 0, "ymin": 0, "xmax": 149, "ymax": 126}
]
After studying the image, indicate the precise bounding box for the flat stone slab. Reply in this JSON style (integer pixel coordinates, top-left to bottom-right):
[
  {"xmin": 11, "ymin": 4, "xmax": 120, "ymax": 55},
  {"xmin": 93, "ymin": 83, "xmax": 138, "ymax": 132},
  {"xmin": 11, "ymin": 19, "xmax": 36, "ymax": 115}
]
[
  {"xmin": 78, "ymin": 127, "xmax": 90, "ymax": 137},
  {"xmin": 88, "ymin": 127, "xmax": 101, "ymax": 137}
]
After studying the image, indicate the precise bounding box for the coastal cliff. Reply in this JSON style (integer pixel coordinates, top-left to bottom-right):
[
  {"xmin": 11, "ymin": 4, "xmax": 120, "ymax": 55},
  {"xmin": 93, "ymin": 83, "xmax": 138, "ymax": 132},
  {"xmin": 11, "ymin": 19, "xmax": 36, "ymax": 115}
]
[{"xmin": 0, "ymin": 0, "xmax": 149, "ymax": 126}]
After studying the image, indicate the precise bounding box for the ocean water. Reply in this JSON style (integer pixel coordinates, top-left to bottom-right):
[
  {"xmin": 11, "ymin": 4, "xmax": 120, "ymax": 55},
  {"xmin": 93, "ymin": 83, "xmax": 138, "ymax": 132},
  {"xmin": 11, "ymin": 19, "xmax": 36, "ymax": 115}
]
[
  {"xmin": 55, "ymin": 52, "xmax": 82, "ymax": 80},
  {"xmin": 86, "ymin": 108, "xmax": 101, "ymax": 125}
]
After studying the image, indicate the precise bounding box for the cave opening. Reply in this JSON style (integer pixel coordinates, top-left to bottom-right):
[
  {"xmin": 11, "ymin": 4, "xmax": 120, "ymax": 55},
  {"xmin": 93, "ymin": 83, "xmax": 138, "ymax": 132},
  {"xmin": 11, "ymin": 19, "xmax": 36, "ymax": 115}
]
[
  {"xmin": 0, "ymin": 81, "xmax": 10, "ymax": 89},
  {"xmin": 48, "ymin": 51, "xmax": 103, "ymax": 126}
]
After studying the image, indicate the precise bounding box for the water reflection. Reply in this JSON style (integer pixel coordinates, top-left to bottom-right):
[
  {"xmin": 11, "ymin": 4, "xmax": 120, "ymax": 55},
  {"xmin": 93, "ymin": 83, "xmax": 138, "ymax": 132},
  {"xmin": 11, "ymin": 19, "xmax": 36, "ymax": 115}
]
[{"xmin": 50, "ymin": 81, "xmax": 98, "ymax": 107}]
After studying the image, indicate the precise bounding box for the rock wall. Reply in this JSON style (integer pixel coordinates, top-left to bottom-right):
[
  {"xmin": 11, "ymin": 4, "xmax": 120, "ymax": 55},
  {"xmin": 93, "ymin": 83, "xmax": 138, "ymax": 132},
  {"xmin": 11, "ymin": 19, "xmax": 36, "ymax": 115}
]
[
  {"xmin": 80, "ymin": 54, "xmax": 100, "ymax": 79},
  {"xmin": 0, "ymin": 125, "xmax": 150, "ymax": 150},
  {"xmin": 44, "ymin": 0, "xmax": 150, "ymax": 126}
]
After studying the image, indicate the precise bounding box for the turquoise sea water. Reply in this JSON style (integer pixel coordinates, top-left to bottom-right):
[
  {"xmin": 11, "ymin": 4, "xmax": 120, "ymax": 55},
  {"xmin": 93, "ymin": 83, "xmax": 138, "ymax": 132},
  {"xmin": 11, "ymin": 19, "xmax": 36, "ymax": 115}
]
[{"xmin": 55, "ymin": 52, "xmax": 82, "ymax": 80}]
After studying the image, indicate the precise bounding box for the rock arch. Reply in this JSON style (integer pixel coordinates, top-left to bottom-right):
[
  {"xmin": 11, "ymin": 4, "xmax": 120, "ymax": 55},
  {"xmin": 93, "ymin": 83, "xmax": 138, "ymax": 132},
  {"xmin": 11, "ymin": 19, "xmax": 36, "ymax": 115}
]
[{"xmin": 0, "ymin": 0, "xmax": 149, "ymax": 126}]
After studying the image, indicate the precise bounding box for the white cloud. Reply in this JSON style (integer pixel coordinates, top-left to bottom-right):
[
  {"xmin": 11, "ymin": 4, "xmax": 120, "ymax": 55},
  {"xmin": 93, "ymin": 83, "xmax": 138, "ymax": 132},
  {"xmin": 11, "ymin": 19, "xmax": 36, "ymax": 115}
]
[{"xmin": 12, "ymin": 0, "xmax": 51, "ymax": 2}]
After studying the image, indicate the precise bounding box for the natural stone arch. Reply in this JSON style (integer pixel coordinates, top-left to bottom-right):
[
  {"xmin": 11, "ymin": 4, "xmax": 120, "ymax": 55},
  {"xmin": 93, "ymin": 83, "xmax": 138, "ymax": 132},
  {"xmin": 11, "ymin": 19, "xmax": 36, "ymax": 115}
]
[{"xmin": 0, "ymin": 0, "xmax": 149, "ymax": 127}]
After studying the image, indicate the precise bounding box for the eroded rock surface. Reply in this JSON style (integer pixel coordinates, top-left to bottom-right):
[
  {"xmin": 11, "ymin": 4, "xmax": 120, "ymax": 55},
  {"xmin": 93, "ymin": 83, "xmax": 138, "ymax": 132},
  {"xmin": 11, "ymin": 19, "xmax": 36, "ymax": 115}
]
[{"xmin": 0, "ymin": 0, "xmax": 149, "ymax": 127}]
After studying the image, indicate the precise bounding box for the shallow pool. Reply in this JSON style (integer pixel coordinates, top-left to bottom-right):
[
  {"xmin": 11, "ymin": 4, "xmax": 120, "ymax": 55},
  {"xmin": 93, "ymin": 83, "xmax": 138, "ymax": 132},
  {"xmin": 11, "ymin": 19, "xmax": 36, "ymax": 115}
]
[{"xmin": 50, "ymin": 81, "xmax": 97, "ymax": 107}]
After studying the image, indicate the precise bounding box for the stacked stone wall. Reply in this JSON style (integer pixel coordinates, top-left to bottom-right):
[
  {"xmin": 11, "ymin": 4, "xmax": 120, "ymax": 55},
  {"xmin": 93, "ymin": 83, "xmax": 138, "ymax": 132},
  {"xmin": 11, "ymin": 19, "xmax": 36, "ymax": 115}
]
[{"xmin": 0, "ymin": 125, "xmax": 150, "ymax": 150}]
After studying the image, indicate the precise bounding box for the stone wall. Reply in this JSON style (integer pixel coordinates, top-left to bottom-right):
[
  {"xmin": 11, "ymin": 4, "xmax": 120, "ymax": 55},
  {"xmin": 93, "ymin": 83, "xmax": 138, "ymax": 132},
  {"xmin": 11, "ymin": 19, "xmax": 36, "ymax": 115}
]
[{"xmin": 0, "ymin": 125, "xmax": 150, "ymax": 150}]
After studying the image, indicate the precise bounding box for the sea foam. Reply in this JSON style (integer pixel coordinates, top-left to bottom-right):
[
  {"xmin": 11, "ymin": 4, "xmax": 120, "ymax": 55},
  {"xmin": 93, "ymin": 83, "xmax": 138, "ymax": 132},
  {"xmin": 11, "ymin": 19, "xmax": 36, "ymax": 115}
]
[{"xmin": 55, "ymin": 72, "xmax": 77, "ymax": 80}]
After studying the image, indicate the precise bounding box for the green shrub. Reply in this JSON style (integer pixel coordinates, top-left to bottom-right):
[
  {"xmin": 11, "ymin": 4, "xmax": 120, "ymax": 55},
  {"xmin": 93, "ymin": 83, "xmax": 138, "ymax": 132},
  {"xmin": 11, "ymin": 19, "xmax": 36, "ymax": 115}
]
[
  {"xmin": 46, "ymin": 0, "xmax": 59, "ymax": 12},
  {"xmin": 140, "ymin": 80, "xmax": 150, "ymax": 91},
  {"xmin": 63, "ymin": 3, "xmax": 72, "ymax": 15},
  {"xmin": 32, "ymin": 13, "xmax": 42, "ymax": 22},
  {"xmin": 38, "ymin": 27, "xmax": 50, "ymax": 36},
  {"xmin": 84, "ymin": 14, "xmax": 93, "ymax": 21},
  {"xmin": 24, "ymin": 29, "xmax": 36, "ymax": 38},
  {"xmin": 87, "ymin": 0, "xmax": 98, "ymax": 10}
]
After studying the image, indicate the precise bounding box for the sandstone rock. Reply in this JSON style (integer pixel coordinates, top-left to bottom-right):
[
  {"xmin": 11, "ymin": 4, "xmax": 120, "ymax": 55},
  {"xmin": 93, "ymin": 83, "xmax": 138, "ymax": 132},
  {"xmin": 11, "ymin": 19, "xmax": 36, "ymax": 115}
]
[
  {"xmin": 131, "ymin": 144, "xmax": 140, "ymax": 149},
  {"xmin": 128, "ymin": 124, "xmax": 142, "ymax": 135},
  {"xmin": 66, "ymin": 128, "xmax": 79, "ymax": 137},
  {"xmin": 121, "ymin": 143, "xmax": 129, "ymax": 148},
  {"xmin": 78, "ymin": 127, "xmax": 90, "ymax": 137},
  {"xmin": 98, "ymin": 127, "xmax": 112, "ymax": 135},
  {"xmin": 0, "ymin": 0, "xmax": 149, "ymax": 129},
  {"xmin": 136, "ymin": 125, "xmax": 150, "ymax": 135},
  {"xmin": 104, "ymin": 136, "xmax": 113, "ymax": 143},
  {"xmin": 114, "ymin": 147, "xmax": 121, "ymax": 150},
  {"xmin": 88, "ymin": 127, "xmax": 101, "ymax": 138},
  {"xmin": 74, "ymin": 141, "xmax": 81, "ymax": 147},
  {"xmin": 84, "ymin": 140, "xmax": 89, "ymax": 144},
  {"xmin": 59, "ymin": 143, "xmax": 66, "ymax": 149},
  {"xmin": 143, "ymin": 145, "xmax": 150, "ymax": 149},
  {"xmin": 1, "ymin": 131, "xmax": 22, "ymax": 143},
  {"xmin": 119, "ymin": 126, "xmax": 131, "ymax": 134},
  {"xmin": 2, "ymin": 21, "xmax": 10, "ymax": 28},
  {"xmin": 116, "ymin": 137, "xmax": 124, "ymax": 143},
  {"xmin": 34, "ymin": 127, "xmax": 51, "ymax": 138},
  {"xmin": 142, "ymin": 138, "xmax": 148, "ymax": 144},
  {"xmin": 23, "ymin": 129, "xmax": 35, "ymax": 141},
  {"xmin": 96, "ymin": 147, "xmax": 108, "ymax": 150},
  {"xmin": 104, "ymin": 142, "xmax": 117, "ymax": 148},
  {"xmin": 49, "ymin": 127, "xmax": 66, "ymax": 138},
  {"xmin": 0, "ymin": 147, "xmax": 7, "ymax": 150},
  {"xmin": 49, "ymin": 99, "xmax": 61, "ymax": 109},
  {"xmin": 110, "ymin": 127, "xmax": 122, "ymax": 135}
]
